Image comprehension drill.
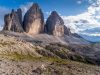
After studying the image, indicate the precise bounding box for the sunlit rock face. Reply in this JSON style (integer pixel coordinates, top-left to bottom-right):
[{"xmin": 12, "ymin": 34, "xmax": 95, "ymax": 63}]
[
  {"xmin": 23, "ymin": 3, "xmax": 44, "ymax": 34},
  {"xmin": 45, "ymin": 11, "xmax": 64, "ymax": 36},
  {"xmin": 3, "ymin": 9, "xmax": 24, "ymax": 32}
]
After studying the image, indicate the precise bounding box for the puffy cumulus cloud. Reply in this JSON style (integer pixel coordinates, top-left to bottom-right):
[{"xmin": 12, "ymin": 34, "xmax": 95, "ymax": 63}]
[{"xmin": 62, "ymin": 0, "xmax": 100, "ymax": 36}]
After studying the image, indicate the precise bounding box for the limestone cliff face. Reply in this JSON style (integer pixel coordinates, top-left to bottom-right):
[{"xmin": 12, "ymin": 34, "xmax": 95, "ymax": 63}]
[
  {"xmin": 23, "ymin": 3, "xmax": 44, "ymax": 34},
  {"xmin": 3, "ymin": 9, "xmax": 24, "ymax": 32},
  {"xmin": 45, "ymin": 11, "xmax": 64, "ymax": 36}
]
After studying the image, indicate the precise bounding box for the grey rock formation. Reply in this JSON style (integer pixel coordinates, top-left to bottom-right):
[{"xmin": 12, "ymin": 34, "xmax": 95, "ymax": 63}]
[
  {"xmin": 64, "ymin": 25, "xmax": 71, "ymax": 36},
  {"xmin": 17, "ymin": 8, "xmax": 22, "ymax": 25},
  {"xmin": 23, "ymin": 3, "xmax": 44, "ymax": 34},
  {"xmin": 3, "ymin": 9, "xmax": 24, "ymax": 32},
  {"xmin": 45, "ymin": 11, "xmax": 64, "ymax": 36}
]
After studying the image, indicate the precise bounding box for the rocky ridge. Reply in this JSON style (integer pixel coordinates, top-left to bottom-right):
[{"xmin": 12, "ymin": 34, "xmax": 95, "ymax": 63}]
[{"xmin": 3, "ymin": 3, "xmax": 71, "ymax": 36}]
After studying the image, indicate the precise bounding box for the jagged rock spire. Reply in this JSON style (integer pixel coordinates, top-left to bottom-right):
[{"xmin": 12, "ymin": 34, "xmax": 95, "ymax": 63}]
[
  {"xmin": 23, "ymin": 3, "xmax": 44, "ymax": 34},
  {"xmin": 2, "ymin": 3, "xmax": 72, "ymax": 36},
  {"xmin": 3, "ymin": 8, "xmax": 24, "ymax": 32},
  {"xmin": 17, "ymin": 8, "xmax": 22, "ymax": 25},
  {"xmin": 45, "ymin": 11, "xmax": 64, "ymax": 36}
]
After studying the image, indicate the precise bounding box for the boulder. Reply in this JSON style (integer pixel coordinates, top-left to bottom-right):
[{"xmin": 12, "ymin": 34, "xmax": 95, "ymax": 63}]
[{"xmin": 23, "ymin": 3, "xmax": 44, "ymax": 34}]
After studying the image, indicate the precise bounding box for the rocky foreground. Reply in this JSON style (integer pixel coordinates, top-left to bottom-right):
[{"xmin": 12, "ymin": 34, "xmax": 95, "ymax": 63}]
[
  {"xmin": 0, "ymin": 58, "xmax": 100, "ymax": 75},
  {"xmin": 0, "ymin": 31, "xmax": 99, "ymax": 75}
]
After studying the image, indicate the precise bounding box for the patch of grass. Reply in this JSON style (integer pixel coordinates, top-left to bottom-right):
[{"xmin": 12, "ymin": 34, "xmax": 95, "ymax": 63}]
[
  {"xmin": 0, "ymin": 52, "xmax": 98, "ymax": 70},
  {"xmin": 0, "ymin": 51, "xmax": 69, "ymax": 64},
  {"xmin": 0, "ymin": 41, "xmax": 15, "ymax": 46},
  {"xmin": 0, "ymin": 52, "xmax": 40, "ymax": 61}
]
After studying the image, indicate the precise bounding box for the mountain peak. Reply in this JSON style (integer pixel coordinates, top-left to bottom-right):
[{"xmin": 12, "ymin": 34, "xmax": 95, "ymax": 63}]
[
  {"xmin": 51, "ymin": 11, "xmax": 59, "ymax": 16},
  {"xmin": 23, "ymin": 3, "xmax": 44, "ymax": 34},
  {"xmin": 31, "ymin": 3, "xmax": 39, "ymax": 8},
  {"xmin": 3, "ymin": 3, "xmax": 72, "ymax": 36},
  {"xmin": 45, "ymin": 11, "xmax": 65, "ymax": 36}
]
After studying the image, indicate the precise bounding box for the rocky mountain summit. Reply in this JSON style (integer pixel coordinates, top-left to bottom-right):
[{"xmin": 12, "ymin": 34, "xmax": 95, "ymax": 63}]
[
  {"xmin": 3, "ymin": 3, "xmax": 71, "ymax": 36},
  {"xmin": 45, "ymin": 11, "xmax": 64, "ymax": 36}
]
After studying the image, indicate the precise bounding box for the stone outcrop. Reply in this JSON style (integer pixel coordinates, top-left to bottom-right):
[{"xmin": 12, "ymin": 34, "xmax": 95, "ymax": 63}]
[
  {"xmin": 23, "ymin": 3, "xmax": 44, "ymax": 34},
  {"xmin": 2, "ymin": 3, "xmax": 72, "ymax": 36},
  {"xmin": 3, "ymin": 9, "xmax": 24, "ymax": 32},
  {"xmin": 45, "ymin": 11, "xmax": 64, "ymax": 36},
  {"xmin": 17, "ymin": 8, "xmax": 22, "ymax": 25},
  {"xmin": 64, "ymin": 25, "xmax": 71, "ymax": 36}
]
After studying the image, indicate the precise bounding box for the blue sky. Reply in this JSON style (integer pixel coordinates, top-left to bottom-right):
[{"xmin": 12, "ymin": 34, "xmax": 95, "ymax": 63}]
[
  {"xmin": 0, "ymin": 0, "xmax": 100, "ymax": 42},
  {"xmin": 0, "ymin": 0, "xmax": 89, "ymax": 16}
]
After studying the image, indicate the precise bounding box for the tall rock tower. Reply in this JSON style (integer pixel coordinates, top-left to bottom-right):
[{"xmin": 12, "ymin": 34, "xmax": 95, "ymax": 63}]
[
  {"xmin": 45, "ymin": 11, "xmax": 64, "ymax": 36},
  {"xmin": 3, "ymin": 9, "xmax": 24, "ymax": 32},
  {"xmin": 23, "ymin": 3, "xmax": 44, "ymax": 34}
]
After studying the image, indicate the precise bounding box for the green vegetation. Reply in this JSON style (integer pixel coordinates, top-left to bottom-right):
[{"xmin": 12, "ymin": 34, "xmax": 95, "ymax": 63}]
[
  {"xmin": 0, "ymin": 52, "xmax": 38, "ymax": 61},
  {"xmin": 0, "ymin": 41, "xmax": 15, "ymax": 47},
  {"xmin": 0, "ymin": 51, "xmax": 78, "ymax": 65},
  {"xmin": 45, "ymin": 43, "xmax": 87, "ymax": 64}
]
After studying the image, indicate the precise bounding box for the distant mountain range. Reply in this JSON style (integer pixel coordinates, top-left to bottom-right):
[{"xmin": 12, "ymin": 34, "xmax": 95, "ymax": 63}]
[
  {"xmin": 81, "ymin": 34, "xmax": 100, "ymax": 42},
  {"xmin": 63, "ymin": 18, "xmax": 100, "ymax": 42}
]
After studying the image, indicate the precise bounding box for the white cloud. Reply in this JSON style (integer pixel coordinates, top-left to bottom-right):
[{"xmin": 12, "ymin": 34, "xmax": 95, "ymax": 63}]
[
  {"xmin": 45, "ymin": 11, "xmax": 51, "ymax": 15},
  {"xmin": 62, "ymin": 0, "xmax": 100, "ymax": 36},
  {"xmin": 77, "ymin": 0, "xmax": 82, "ymax": 4},
  {"xmin": 81, "ymin": 33, "xmax": 100, "ymax": 36}
]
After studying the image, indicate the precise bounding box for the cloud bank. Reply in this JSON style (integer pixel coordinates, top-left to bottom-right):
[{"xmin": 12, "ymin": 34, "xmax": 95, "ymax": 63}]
[{"xmin": 62, "ymin": 0, "xmax": 100, "ymax": 37}]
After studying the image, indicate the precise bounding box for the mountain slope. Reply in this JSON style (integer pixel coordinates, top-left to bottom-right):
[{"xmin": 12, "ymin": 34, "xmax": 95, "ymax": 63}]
[{"xmin": 0, "ymin": 31, "xmax": 100, "ymax": 75}]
